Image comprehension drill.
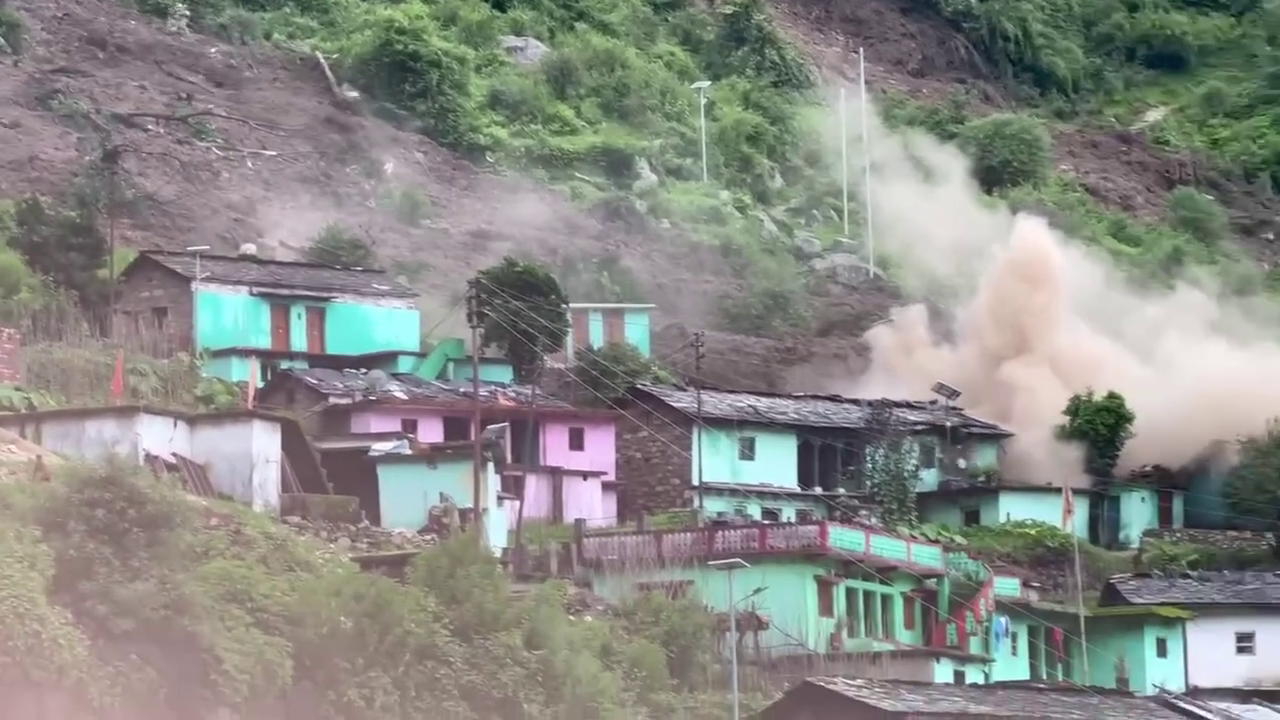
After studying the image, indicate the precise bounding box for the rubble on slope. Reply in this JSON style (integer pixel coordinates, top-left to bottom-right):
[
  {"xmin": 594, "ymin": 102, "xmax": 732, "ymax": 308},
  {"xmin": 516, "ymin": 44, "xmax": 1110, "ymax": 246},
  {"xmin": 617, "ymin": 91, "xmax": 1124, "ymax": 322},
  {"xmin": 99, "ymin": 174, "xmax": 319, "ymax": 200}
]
[{"xmin": 279, "ymin": 514, "xmax": 438, "ymax": 554}]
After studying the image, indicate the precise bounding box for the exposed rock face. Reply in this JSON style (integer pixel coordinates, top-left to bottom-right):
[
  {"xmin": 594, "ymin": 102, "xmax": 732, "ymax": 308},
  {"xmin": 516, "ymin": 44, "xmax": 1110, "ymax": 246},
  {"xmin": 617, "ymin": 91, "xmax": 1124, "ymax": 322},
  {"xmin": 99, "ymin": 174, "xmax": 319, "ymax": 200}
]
[{"xmin": 280, "ymin": 515, "xmax": 438, "ymax": 554}]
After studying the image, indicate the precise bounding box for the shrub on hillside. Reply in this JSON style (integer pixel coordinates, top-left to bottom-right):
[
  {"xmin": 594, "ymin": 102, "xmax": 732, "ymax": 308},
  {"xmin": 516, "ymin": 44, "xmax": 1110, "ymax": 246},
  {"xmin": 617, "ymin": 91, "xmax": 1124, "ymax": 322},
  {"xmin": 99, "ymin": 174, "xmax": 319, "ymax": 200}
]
[
  {"xmin": 304, "ymin": 222, "xmax": 377, "ymax": 268},
  {"xmin": 1168, "ymin": 187, "xmax": 1231, "ymax": 246},
  {"xmin": 0, "ymin": 460, "xmax": 739, "ymax": 717},
  {"xmin": 956, "ymin": 113, "xmax": 1054, "ymax": 193}
]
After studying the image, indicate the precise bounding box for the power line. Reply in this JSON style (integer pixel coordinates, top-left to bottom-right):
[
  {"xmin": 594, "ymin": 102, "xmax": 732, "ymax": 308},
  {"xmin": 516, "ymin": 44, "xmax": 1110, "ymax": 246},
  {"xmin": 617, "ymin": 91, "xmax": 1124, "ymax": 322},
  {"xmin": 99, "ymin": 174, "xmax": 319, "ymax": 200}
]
[{"xmin": 469, "ymin": 277, "xmax": 1261, "ymax": 697}]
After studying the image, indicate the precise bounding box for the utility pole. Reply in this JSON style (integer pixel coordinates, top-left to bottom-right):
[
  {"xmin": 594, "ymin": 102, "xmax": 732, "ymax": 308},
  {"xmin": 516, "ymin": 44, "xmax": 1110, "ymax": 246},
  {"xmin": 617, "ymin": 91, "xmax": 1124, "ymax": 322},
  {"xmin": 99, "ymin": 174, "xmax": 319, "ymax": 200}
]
[
  {"xmin": 693, "ymin": 330, "xmax": 706, "ymax": 512},
  {"xmin": 466, "ymin": 279, "xmax": 486, "ymax": 545}
]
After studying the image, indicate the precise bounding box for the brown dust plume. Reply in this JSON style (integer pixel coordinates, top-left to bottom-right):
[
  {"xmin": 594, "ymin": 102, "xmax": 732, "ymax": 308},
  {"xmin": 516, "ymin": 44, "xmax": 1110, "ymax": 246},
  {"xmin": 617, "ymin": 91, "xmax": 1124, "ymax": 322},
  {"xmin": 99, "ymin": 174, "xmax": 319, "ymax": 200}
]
[{"xmin": 827, "ymin": 96, "xmax": 1280, "ymax": 485}]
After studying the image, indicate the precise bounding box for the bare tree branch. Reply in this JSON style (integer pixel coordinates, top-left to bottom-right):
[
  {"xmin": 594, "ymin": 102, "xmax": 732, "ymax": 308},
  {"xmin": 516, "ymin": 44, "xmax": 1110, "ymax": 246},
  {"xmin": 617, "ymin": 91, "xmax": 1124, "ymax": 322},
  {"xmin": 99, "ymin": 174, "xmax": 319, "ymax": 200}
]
[{"xmin": 109, "ymin": 108, "xmax": 299, "ymax": 136}]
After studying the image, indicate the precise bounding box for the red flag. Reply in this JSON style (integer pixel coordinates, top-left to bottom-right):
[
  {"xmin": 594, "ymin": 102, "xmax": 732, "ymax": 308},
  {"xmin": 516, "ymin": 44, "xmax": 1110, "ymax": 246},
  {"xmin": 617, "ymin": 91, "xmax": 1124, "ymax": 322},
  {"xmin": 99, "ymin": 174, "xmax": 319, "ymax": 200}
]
[
  {"xmin": 246, "ymin": 361, "xmax": 257, "ymax": 409},
  {"xmin": 1061, "ymin": 484, "xmax": 1075, "ymax": 532},
  {"xmin": 110, "ymin": 349, "xmax": 125, "ymax": 403}
]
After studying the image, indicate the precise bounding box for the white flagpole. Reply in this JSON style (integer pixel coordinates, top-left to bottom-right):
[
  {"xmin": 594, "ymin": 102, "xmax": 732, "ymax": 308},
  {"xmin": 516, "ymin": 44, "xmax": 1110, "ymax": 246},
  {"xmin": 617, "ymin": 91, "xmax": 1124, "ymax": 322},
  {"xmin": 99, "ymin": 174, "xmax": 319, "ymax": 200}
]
[
  {"xmin": 860, "ymin": 48, "xmax": 874, "ymax": 275},
  {"xmin": 841, "ymin": 85, "xmax": 849, "ymax": 237}
]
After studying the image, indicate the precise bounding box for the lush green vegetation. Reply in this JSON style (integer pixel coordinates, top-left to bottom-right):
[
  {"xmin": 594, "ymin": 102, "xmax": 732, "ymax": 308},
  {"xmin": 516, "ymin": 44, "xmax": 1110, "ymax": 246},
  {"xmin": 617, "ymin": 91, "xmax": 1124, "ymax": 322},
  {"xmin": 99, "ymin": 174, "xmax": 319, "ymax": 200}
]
[
  {"xmin": 118, "ymin": 0, "xmax": 1280, "ymax": 337},
  {"xmin": 1057, "ymin": 389, "xmax": 1136, "ymax": 478},
  {"xmin": 919, "ymin": 0, "xmax": 1280, "ymax": 189},
  {"xmin": 0, "ymin": 461, "xmax": 751, "ymax": 718}
]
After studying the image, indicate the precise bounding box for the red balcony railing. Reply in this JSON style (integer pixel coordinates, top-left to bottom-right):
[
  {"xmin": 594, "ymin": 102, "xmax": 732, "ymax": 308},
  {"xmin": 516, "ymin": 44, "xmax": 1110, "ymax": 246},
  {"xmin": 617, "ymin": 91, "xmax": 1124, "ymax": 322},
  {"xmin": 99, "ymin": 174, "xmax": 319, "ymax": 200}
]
[{"xmin": 577, "ymin": 521, "xmax": 948, "ymax": 574}]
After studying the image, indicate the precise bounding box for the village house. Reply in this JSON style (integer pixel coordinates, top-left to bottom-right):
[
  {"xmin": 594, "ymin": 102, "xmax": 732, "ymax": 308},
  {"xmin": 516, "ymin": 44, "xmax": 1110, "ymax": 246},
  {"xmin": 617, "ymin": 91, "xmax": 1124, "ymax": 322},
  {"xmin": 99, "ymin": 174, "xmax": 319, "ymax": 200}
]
[
  {"xmin": 577, "ymin": 515, "xmax": 1001, "ymax": 677},
  {"xmin": 917, "ymin": 466, "xmax": 1187, "ymax": 550},
  {"xmin": 113, "ymin": 249, "xmax": 422, "ymax": 384},
  {"xmin": 555, "ymin": 302, "xmax": 656, "ymax": 365},
  {"xmin": 257, "ymin": 368, "xmax": 620, "ymax": 532},
  {"xmin": 1100, "ymin": 571, "xmax": 1280, "ymax": 691},
  {"xmin": 614, "ymin": 384, "xmax": 1011, "ymax": 523},
  {"xmin": 753, "ymin": 677, "xmax": 1189, "ymax": 720},
  {"xmin": 575, "ymin": 511, "xmax": 1188, "ymax": 690},
  {"xmin": 0, "ymin": 404, "xmax": 329, "ymax": 513}
]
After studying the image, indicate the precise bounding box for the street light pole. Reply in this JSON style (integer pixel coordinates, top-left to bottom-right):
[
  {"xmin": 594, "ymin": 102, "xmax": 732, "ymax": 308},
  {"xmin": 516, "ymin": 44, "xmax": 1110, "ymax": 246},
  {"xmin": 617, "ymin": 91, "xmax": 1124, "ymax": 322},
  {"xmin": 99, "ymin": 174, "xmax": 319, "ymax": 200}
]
[
  {"xmin": 691, "ymin": 80, "xmax": 712, "ymax": 183},
  {"xmin": 709, "ymin": 557, "xmax": 750, "ymax": 720}
]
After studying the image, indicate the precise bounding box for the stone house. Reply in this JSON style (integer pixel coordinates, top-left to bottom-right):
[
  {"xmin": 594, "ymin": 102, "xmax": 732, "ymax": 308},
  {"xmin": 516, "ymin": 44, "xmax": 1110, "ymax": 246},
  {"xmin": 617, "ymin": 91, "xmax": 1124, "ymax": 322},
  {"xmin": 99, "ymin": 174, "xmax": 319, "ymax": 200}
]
[
  {"xmin": 614, "ymin": 383, "xmax": 1011, "ymax": 523},
  {"xmin": 113, "ymin": 249, "xmax": 420, "ymax": 384}
]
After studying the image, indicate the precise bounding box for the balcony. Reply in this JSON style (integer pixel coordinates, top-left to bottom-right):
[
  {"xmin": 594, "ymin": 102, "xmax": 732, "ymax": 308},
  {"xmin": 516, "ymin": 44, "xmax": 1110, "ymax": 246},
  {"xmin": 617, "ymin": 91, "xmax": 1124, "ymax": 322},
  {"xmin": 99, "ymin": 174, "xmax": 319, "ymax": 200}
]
[{"xmin": 577, "ymin": 521, "xmax": 948, "ymax": 575}]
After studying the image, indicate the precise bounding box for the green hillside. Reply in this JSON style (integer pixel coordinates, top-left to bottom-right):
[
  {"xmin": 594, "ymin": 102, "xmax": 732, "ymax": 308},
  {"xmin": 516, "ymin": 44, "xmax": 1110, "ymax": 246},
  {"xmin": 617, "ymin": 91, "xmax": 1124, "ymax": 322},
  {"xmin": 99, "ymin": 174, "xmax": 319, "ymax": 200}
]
[{"xmin": 127, "ymin": 0, "xmax": 1280, "ymax": 333}]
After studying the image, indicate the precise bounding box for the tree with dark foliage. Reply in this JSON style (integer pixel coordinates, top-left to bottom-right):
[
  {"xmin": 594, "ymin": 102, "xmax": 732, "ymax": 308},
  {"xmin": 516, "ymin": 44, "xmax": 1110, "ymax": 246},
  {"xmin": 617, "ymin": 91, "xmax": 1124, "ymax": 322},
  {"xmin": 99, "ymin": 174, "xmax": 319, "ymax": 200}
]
[{"xmin": 472, "ymin": 257, "xmax": 569, "ymax": 384}]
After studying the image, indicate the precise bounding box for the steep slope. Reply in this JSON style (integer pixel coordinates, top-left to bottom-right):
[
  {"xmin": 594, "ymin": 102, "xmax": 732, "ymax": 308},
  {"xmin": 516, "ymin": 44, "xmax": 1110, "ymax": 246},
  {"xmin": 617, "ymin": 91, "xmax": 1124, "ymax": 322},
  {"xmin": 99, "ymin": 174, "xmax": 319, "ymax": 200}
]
[
  {"xmin": 769, "ymin": 0, "xmax": 1280, "ymax": 261},
  {"xmin": 2, "ymin": 0, "xmax": 740, "ymax": 322}
]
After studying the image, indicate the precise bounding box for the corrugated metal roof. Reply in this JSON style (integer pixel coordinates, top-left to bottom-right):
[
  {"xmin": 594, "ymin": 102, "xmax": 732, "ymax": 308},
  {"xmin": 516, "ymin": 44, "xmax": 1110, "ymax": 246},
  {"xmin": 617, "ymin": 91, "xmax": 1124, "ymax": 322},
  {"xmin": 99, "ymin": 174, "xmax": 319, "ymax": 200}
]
[
  {"xmin": 631, "ymin": 384, "xmax": 1011, "ymax": 435},
  {"xmin": 133, "ymin": 250, "xmax": 417, "ymax": 298},
  {"xmin": 282, "ymin": 368, "xmax": 575, "ymax": 410}
]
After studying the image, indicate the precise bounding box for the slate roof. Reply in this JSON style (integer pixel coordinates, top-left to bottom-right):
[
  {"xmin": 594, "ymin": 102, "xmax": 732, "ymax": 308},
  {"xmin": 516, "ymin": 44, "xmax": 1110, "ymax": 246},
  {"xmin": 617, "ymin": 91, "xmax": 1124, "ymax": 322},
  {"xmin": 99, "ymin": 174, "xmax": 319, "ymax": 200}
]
[
  {"xmin": 131, "ymin": 250, "xmax": 417, "ymax": 298},
  {"xmin": 631, "ymin": 384, "xmax": 1011, "ymax": 436},
  {"xmin": 1101, "ymin": 571, "xmax": 1280, "ymax": 607},
  {"xmin": 784, "ymin": 677, "xmax": 1185, "ymax": 719},
  {"xmin": 277, "ymin": 368, "xmax": 577, "ymax": 410}
]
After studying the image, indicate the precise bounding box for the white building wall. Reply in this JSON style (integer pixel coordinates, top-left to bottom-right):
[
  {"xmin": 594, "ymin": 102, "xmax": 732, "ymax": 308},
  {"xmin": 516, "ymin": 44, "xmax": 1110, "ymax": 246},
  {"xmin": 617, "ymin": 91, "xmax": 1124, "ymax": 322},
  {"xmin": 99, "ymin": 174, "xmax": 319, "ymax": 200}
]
[
  {"xmin": 0, "ymin": 408, "xmax": 285, "ymax": 515},
  {"xmin": 10, "ymin": 414, "xmax": 139, "ymax": 462},
  {"xmin": 189, "ymin": 416, "xmax": 282, "ymax": 513},
  {"xmin": 1186, "ymin": 611, "xmax": 1280, "ymax": 689},
  {"xmin": 137, "ymin": 412, "xmax": 192, "ymax": 459}
]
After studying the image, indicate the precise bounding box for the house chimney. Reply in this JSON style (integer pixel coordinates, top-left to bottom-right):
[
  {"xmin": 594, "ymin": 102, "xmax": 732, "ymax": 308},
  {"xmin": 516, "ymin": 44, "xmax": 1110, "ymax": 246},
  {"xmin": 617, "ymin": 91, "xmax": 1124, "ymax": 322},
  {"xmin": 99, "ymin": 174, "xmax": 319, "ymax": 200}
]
[{"xmin": 238, "ymin": 242, "xmax": 259, "ymax": 258}]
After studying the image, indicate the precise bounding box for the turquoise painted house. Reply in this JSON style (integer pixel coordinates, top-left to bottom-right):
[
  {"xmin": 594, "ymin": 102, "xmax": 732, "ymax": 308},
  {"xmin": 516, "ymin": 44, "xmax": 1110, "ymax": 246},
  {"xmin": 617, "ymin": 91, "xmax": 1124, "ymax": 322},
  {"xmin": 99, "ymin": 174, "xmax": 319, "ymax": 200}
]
[
  {"xmin": 370, "ymin": 439, "xmax": 509, "ymax": 552},
  {"xmin": 918, "ymin": 467, "xmax": 1187, "ymax": 550},
  {"xmin": 578, "ymin": 519, "xmax": 1189, "ymax": 692},
  {"xmin": 617, "ymin": 384, "xmax": 1013, "ymax": 523},
  {"xmin": 560, "ymin": 303, "xmax": 655, "ymax": 363},
  {"xmin": 114, "ymin": 249, "xmax": 423, "ymax": 385}
]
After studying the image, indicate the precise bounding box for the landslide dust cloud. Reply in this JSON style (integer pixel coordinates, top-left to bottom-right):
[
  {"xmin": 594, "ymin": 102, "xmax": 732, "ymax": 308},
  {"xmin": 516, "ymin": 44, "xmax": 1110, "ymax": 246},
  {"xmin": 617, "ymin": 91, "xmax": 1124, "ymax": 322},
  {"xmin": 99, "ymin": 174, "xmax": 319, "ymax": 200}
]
[{"xmin": 827, "ymin": 93, "xmax": 1280, "ymax": 486}]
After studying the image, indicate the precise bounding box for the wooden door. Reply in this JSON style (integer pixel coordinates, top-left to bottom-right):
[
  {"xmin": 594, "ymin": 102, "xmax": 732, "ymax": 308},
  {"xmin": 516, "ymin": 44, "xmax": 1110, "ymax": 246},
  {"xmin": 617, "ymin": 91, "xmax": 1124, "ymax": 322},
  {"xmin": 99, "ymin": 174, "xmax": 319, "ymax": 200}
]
[
  {"xmin": 571, "ymin": 308, "xmax": 589, "ymax": 352},
  {"xmin": 306, "ymin": 306, "xmax": 326, "ymax": 354},
  {"xmin": 270, "ymin": 304, "xmax": 290, "ymax": 351},
  {"xmin": 603, "ymin": 309, "xmax": 625, "ymax": 346},
  {"xmin": 1157, "ymin": 489, "xmax": 1175, "ymax": 528}
]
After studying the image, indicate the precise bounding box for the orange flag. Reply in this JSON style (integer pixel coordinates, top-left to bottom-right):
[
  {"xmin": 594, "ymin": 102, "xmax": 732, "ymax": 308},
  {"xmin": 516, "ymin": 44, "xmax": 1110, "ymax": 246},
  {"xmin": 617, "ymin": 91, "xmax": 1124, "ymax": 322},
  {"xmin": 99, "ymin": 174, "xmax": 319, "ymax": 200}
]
[
  {"xmin": 246, "ymin": 361, "xmax": 258, "ymax": 409},
  {"xmin": 109, "ymin": 349, "xmax": 125, "ymax": 403}
]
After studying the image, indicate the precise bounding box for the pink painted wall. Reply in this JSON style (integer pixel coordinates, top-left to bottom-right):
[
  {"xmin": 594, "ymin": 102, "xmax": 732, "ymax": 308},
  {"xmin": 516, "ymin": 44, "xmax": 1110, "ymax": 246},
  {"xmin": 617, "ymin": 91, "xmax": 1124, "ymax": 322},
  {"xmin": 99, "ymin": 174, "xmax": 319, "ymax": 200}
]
[
  {"xmin": 350, "ymin": 412, "xmax": 616, "ymax": 479},
  {"xmin": 542, "ymin": 419, "xmax": 615, "ymax": 479},
  {"xmin": 350, "ymin": 410, "xmax": 618, "ymax": 528},
  {"xmin": 507, "ymin": 469, "xmax": 615, "ymax": 528},
  {"xmin": 351, "ymin": 411, "xmax": 447, "ymax": 439}
]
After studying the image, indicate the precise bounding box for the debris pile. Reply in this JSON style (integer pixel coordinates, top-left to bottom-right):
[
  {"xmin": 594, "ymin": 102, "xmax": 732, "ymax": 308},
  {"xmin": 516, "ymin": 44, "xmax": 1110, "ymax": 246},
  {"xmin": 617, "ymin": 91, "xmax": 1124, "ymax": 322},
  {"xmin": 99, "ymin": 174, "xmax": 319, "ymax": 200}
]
[{"xmin": 279, "ymin": 515, "xmax": 438, "ymax": 554}]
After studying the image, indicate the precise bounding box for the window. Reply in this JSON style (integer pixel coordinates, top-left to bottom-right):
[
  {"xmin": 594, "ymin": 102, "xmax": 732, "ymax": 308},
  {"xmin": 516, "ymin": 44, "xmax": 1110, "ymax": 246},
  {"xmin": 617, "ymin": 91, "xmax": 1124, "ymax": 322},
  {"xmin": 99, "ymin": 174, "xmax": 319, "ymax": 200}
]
[
  {"xmin": 962, "ymin": 507, "xmax": 981, "ymax": 527},
  {"xmin": 903, "ymin": 595, "xmax": 916, "ymax": 630},
  {"xmin": 880, "ymin": 594, "xmax": 894, "ymax": 639},
  {"xmin": 568, "ymin": 426, "xmax": 585, "ymax": 452},
  {"xmin": 442, "ymin": 416, "xmax": 470, "ymax": 442},
  {"xmin": 918, "ymin": 439, "xmax": 937, "ymax": 469},
  {"xmin": 797, "ymin": 509, "xmax": 817, "ymax": 523},
  {"xmin": 1155, "ymin": 636, "xmax": 1168, "ymax": 659},
  {"xmin": 953, "ymin": 669, "xmax": 967, "ymax": 686},
  {"xmin": 862, "ymin": 589, "xmax": 877, "ymax": 637},
  {"xmin": 816, "ymin": 580, "xmax": 835, "ymax": 618},
  {"xmin": 1236, "ymin": 631, "xmax": 1256, "ymax": 656},
  {"xmin": 151, "ymin": 306, "xmax": 169, "ymax": 329},
  {"xmin": 761, "ymin": 507, "xmax": 781, "ymax": 522},
  {"xmin": 738, "ymin": 435, "xmax": 757, "ymax": 461},
  {"xmin": 1011, "ymin": 631, "xmax": 1019, "ymax": 657},
  {"xmin": 400, "ymin": 418, "xmax": 419, "ymax": 436}
]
